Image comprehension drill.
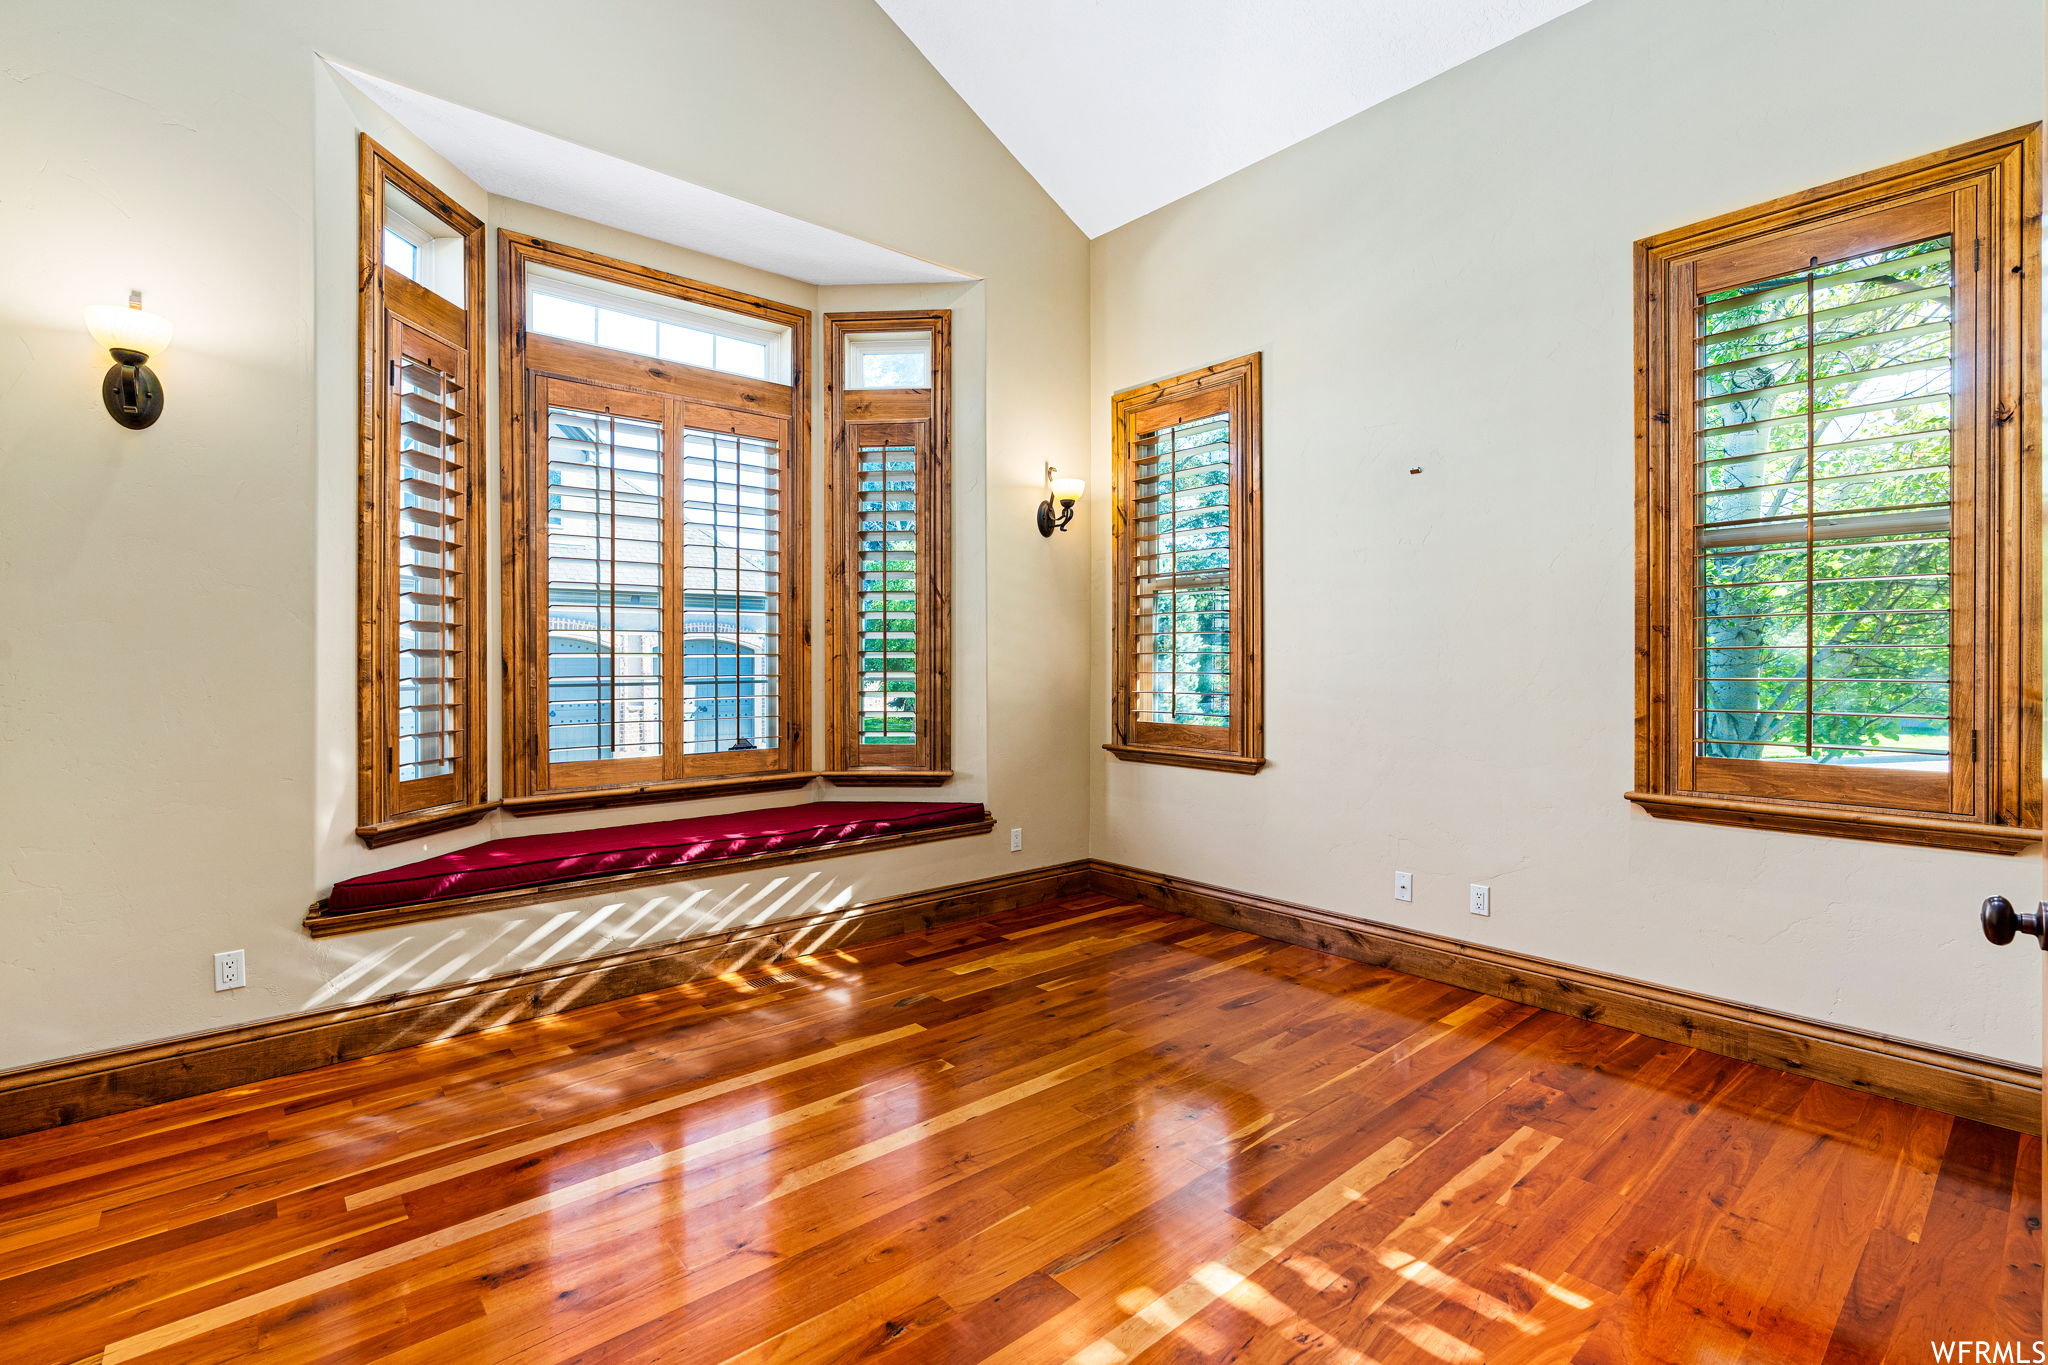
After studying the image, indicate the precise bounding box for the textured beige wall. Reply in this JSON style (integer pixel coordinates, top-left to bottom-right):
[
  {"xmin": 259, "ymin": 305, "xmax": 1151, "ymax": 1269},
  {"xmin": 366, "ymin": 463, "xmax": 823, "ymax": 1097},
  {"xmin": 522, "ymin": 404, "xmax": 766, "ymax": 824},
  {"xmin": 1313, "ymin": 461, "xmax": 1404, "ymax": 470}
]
[
  {"xmin": 1088, "ymin": 0, "xmax": 2046, "ymax": 1064},
  {"xmin": 0, "ymin": 0, "xmax": 1090, "ymax": 1069},
  {"xmin": 5, "ymin": 0, "xmax": 2040, "ymax": 1077}
]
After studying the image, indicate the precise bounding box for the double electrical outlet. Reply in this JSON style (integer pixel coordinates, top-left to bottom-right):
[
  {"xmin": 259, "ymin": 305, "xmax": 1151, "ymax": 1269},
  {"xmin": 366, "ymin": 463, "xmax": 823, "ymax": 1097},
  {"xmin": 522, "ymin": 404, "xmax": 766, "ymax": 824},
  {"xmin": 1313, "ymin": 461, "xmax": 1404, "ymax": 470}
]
[
  {"xmin": 1394, "ymin": 872, "xmax": 1491, "ymax": 917},
  {"xmin": 214, "ymin": 949, "xmax": 246, "ymax": 991}
]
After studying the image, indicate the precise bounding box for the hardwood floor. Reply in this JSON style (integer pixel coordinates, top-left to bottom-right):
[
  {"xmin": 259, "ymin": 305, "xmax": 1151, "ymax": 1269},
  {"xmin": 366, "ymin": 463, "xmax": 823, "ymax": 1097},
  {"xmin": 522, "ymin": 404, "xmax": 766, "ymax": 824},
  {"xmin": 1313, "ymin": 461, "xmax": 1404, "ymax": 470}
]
[{"xmin": 0, "ymin": 895, "xmax": 2036, "ymax": 1363}]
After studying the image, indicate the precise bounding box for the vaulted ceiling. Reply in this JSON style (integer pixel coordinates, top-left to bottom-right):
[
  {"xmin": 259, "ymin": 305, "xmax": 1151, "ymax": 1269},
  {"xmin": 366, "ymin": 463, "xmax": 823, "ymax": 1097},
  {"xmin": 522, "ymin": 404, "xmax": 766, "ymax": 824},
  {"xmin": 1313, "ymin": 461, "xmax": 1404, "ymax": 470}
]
[{"xmin": 875, "ymin": 0, "xmax": 1591, "ymax": 237}]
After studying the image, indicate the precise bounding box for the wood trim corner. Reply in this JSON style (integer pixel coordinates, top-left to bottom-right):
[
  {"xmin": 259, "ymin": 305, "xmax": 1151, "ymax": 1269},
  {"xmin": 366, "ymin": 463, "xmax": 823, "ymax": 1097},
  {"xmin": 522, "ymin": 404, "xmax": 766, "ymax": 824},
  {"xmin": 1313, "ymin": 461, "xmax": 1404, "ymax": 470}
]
[
  {"xmin": 1625, "ymin": 790, "xmax": 2041, "ymax": 854},
  {"xmin": 1101, "ymin": 743, "xmax": 1267, "ymax": 775},
  {"xmin": 497, "ymin": 772, "xmax": 820, "ymax": 818},
  {"xmin": 354, "ymin": 801, "xmax": 494, "ymax": 848},
  {"xmin": 1086, "ymin": 859, "xmax": 2041, "ymax": 1134},
  {"xmin": 820, "ymin": 769, "xmax": 956, "ymax": 787}
]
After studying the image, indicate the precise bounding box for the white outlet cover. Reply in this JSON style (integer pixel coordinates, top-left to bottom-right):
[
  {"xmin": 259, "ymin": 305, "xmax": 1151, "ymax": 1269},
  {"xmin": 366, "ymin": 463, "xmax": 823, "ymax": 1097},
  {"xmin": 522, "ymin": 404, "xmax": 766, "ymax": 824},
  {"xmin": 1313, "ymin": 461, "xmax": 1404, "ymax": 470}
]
[
  {"xmin": 214, "ymin": 949, "xmax": 246, "ymax": 991},
  {"xmin": 1394, "ymin": 871, "xmax": 1413, "ymax": 902},
  {"xmin": 1468, "ymin": 885, "xmax": 1491, "ymax": 917}
]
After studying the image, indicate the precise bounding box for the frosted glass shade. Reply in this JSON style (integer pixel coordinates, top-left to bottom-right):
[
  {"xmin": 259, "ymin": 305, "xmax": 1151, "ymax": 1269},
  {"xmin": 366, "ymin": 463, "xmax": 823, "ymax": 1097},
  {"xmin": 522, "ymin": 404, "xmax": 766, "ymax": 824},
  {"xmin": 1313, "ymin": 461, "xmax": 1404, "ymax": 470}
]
[
  {"xmin": 1050, "ymin": 476, "xmax": 1086, "ymax": 502},
  {"xmin": 86, "ymin": 296, "xmax": 173, "ymax": 358}
]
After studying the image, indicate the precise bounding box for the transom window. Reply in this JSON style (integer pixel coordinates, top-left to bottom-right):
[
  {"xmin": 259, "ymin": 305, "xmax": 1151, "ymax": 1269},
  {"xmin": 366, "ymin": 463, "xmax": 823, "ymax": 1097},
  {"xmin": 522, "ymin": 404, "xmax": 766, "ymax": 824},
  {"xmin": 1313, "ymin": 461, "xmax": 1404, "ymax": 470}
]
[
  {"xmin": 382, "ymin": 184, "xmax": 466, "ymax": 305},
  {"xmin": 526, "ymin": 266, "xmax": 789, "ymax": 382},
  {"xmin": 844, "ymin": 331, "xmax": 932, "ymax": 389}
]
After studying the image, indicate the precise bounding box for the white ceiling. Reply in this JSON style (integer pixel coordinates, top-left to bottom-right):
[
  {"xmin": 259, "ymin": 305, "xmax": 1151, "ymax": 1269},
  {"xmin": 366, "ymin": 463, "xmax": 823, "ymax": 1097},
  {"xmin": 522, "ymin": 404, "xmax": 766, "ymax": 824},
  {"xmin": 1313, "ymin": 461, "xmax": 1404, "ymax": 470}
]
[
  {"xmin": 876, "ymin": 0, "xmax": 1590, "ymax": 237},
  {"xmin": 328, "ymin": 63, "xmax": 974, "ymax": 287}
]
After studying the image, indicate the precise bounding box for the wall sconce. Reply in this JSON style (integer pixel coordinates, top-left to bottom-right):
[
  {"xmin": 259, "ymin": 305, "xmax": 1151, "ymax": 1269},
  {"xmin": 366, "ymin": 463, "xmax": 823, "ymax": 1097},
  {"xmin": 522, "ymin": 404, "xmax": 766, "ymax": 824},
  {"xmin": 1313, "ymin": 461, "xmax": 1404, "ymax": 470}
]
[
  {"xmin": 1037, "ymin": 465, "xmax": 1086, "ymax": 536},
  {"xmin": 85, "ymin": 290, "xmax": 173, "ymax": 429}
]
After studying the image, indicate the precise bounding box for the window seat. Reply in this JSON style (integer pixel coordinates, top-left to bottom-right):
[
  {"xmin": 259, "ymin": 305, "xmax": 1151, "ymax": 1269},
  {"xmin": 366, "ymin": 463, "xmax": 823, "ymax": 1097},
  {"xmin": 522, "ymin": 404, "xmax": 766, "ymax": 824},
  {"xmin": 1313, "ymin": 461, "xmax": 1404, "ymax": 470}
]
[{"xmin": 305, "ymin": 800, "xmax": 993, "ymax": 937}]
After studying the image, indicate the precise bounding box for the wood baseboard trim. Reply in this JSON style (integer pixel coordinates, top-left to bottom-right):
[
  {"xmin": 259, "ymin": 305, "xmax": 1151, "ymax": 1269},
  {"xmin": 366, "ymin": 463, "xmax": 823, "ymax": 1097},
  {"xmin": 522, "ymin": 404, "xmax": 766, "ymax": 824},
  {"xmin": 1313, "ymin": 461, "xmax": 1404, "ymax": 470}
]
[
  {"xmin": 1087, "ymin": 860, "xmax": 2042, "ymax": 1135},
  {"xmin": 9, "ymin": 856, "xmax": 2032, "ymax": 1141},
  {"xmin": 0, "ymin": 860, "xmax": 1096, "ymax": 1140}
]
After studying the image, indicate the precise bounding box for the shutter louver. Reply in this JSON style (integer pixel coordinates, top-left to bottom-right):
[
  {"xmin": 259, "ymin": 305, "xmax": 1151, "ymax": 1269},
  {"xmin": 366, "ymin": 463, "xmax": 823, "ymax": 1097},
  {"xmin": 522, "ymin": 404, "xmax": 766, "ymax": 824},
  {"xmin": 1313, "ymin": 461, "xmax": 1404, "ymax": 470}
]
[
  {"xmin": 856, "ymin": 441, "xmax": 919, "ymax": 747},
  {"xmin": 823, "ymin": 311, "xmax": 950, "ymax": 782},
  {"xmin": 544, "ymin": 406, "xmax": 665, "ymax": 765},
  {"xmin": 392, "ymin": 350, "xmax": 466, "ymax": 783},
  {"xmin": 1108, "ymin": 353, "xmax": 1264, "ymax": 774},
  {"xmin": 1132, "ymin": 412, "xmax": 1233, "ymax": 728},
  {"xmin": 681, "ymin": 427, "xmax": 782, "ymax": 755},
  {"xmin": 1633, "ymin": 129, "xmax": 2039, "ymax": 850},
  {"xmin": 1692, "ymin": 235, "xmax": 1956, "ymax": 771},
  {"xmin": 356, "ymin": 136, "xmax": 489, "ymax": 843}
]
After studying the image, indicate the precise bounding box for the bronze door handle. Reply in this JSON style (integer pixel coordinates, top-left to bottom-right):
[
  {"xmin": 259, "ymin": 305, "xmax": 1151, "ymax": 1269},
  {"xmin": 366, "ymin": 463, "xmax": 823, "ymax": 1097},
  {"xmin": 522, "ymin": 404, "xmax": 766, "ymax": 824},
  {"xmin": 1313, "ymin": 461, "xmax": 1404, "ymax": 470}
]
[{"xmin": 1980, "ymin": 896, "xmax": 2048, "ymax": 949}]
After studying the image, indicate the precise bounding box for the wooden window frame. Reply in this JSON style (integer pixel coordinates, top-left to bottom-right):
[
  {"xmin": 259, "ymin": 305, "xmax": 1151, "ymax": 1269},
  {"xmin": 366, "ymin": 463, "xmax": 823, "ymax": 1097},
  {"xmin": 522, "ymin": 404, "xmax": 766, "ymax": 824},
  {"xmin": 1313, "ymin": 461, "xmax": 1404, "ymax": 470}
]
[
  {"xmin": 356, "ymin": 137, "xmax": 492, "ymax": 846},
  {"xmin": 1630, "ymin": 127, "xmax": 2041, "ymax": 854},
  {"xmin": 823, "ymin": 311, "xmax": 953, "ymax": 785},
  {"xmin": 497, "ymin": 232, "xmax": 812, "ymax": 816},
  {"xmin": 1107, "ymin": 354, "xmax": 1266, "ymax": 774}
]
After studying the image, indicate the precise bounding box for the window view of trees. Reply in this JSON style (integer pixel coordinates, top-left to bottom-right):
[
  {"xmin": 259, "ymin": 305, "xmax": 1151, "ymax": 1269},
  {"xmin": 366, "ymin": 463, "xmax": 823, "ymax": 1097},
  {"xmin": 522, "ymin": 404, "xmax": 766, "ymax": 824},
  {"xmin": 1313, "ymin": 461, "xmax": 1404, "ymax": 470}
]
[
  {"xmin": 823, "ymin": 311, "xmax": 948, "ymax": 779},
  {"xmin": 1693, "ymin": 236, "xmax": 1955, "ymax": 771},
  {"xmin": 1134, "ymin": 412, "xmax": 1233, "ymax": 726},
  {"xmin": 857, "ymin": 441, "xmax": 921, "ymax": 745}
]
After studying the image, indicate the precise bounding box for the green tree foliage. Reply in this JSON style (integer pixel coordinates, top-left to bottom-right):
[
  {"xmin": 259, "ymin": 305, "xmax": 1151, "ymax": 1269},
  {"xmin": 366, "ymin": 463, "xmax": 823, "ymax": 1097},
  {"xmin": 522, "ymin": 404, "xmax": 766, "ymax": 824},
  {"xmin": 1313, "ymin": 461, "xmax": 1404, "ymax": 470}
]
[
  {"xmin": 1694, "ymin": 237, "xmax": 1954, "ymax": 767},
  {"xmin": 1137, "ymin": 416, "xmax": 1233, "ymax": 725},
  {"xmin": 857, "ymin": 446, "xmax": 921, "ymax": 744}
]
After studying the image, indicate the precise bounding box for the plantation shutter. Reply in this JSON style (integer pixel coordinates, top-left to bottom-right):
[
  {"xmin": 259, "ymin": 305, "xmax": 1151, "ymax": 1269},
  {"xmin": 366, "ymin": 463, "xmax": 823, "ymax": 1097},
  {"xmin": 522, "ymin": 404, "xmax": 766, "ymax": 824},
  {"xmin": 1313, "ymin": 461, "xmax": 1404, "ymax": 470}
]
[
  {"xmin": 356, "ymin": 137, "xmax": 489, "ymax": 844},
  {"xmin": 1631, "ymin": 129, "xmax": 2040, "ymax": 851},
  {"xmin": 540, "ymin": 384, "xmax": 667, "ymax": 789},
  {"xmin": 824, "ymin": 313, "xmax": 951, "ymax": 782},
  {"xmin": 1131, "ymin": 411, "xmax": 1234, "ymax": 730},
  {"xmin": 1108, "ymin": 355, "xmax": 1264, "ymax": 774},
  {"xmin": 853, "ymin": 425, "xmax": 925, "ymax": 753},
  {"xmin": 536, "ymin": 377, "xmax": 794, "ymax": 793},
  {"xmin": 1691, "ymin": 234, "xmax": 1958, "ymax": 777},
  {"xmin": 387, "ymin": 322, "xmax": 471, "ymax": 800},
  {"xmin": 678, "ymin": 408, "xmax": 787, "ymax": 768}
]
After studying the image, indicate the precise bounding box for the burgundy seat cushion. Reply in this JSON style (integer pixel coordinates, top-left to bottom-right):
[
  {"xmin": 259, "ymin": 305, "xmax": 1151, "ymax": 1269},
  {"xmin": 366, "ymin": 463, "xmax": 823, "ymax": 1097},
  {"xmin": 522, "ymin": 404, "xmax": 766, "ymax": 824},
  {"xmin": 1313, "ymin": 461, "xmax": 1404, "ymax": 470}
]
[{"xmin": 327, "ymin": 800, "xmax": 988, "ymax": 915}]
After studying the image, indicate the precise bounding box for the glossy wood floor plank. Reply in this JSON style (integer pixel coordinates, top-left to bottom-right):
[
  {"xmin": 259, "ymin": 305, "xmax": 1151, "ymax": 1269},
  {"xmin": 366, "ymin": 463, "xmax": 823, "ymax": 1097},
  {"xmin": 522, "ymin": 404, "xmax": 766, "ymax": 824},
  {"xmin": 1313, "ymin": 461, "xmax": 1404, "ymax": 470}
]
[{"xmin": 0, "ymin": 896, "xmax": 2034, "ymax": 1364}]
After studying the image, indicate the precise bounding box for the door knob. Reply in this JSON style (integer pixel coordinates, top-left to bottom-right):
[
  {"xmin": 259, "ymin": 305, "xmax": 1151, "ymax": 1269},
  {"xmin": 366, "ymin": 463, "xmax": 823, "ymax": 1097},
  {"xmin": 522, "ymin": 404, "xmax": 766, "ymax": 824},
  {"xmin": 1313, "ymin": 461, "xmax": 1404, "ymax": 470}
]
[{"xmin": 1980, "ymin": 896, "xmax": 2048, "ymax": 949}]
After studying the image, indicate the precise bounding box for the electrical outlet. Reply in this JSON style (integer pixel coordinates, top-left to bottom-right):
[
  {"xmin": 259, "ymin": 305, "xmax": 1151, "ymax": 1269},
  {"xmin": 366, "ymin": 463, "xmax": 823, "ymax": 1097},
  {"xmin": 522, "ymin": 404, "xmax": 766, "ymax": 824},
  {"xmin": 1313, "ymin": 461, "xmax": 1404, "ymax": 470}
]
[
  {"xmin": 1468, "ymin": 884, "xmax": 1491, "ymax": 917},
  {"xmin": 214, "ymin": 949, "xmax": 246, "ymax": 992},
  {"xmin": 1394, "ymin": 871, "xmax": 1413, "ymax": 902},
  {"xmin": 1009, "ymin": 827, "xmax": 1023, "ymax": 852}
]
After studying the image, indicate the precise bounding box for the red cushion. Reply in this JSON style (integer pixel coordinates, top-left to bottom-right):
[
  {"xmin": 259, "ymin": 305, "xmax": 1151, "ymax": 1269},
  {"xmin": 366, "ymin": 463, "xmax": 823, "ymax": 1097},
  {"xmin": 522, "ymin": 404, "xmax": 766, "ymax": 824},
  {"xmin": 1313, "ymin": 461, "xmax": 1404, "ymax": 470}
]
[{"xmin": 327, "ymin": 800, "xmax": 988, "ymax": 914}]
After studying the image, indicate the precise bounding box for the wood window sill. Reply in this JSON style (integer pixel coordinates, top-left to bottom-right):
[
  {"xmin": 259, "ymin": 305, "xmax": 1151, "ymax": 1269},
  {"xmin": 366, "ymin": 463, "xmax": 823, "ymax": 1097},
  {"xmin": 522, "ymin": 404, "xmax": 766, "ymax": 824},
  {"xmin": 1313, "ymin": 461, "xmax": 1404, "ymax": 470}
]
[
  {"xmin": 1104, "ymin": 743, "xmax": 1266, "ymax": 775},
  {"xmin": 355, "ymin": 801, "xmax": 496, "ymax": 848},
  {"xmin": 501, "ymin": 772, "xmax": 818, "ymax": 818},
  {"xmin": 306, "ymin": 811, "xmax": 996, "ymax": 937},
  {"xmin": 821, "ymin": 770, "xmax": 954, "ymax": 788},
  {"xmin": 1625, "ymin": 791, "xmax": 2041, "ymax": 855}
]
